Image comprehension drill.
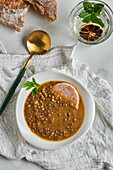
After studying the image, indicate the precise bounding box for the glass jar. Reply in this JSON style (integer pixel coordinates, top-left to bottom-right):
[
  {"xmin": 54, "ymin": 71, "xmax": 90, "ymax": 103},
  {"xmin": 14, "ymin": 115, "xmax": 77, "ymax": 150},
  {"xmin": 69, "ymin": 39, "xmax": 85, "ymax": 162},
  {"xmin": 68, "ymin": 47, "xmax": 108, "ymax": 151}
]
[{"xmin": 69, "ymin": 0, "xmax": 113, "ymax": 45}]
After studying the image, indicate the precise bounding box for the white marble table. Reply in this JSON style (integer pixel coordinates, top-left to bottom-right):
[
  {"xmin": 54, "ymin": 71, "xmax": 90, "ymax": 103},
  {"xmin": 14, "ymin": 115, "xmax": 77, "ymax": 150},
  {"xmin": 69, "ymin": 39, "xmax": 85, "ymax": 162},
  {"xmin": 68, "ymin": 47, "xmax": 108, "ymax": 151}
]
[{"xmin": 0, "ymin": 0, "xmax": 113, "ymax": 169}]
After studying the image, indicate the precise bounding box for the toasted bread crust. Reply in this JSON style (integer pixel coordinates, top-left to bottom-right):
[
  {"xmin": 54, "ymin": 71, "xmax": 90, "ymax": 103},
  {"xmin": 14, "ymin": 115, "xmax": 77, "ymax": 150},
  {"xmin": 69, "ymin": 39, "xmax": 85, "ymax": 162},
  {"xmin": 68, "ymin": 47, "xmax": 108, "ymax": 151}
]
[
  {"xmin": 0, "ymin": 0, "xmax": 28, "ymax": 9},
  {"xmin": 0, "ymin": 0, "xmax": 57, "ymax": 31},
  {"xmin": 25, "ymin": 0, "xmax": 57, "ymax": 21},
  {"xmin": 0, "ymin": 3, "xmax": 29, "ymax": 32}
]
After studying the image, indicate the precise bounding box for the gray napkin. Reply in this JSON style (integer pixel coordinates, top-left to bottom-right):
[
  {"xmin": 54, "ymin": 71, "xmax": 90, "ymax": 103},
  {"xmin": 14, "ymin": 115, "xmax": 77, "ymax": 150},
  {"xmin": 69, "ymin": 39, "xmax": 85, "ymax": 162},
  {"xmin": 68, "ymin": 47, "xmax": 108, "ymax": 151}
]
[{"xmin": 0, "ymin": 43, "xmax": 113, "ymax": 170}]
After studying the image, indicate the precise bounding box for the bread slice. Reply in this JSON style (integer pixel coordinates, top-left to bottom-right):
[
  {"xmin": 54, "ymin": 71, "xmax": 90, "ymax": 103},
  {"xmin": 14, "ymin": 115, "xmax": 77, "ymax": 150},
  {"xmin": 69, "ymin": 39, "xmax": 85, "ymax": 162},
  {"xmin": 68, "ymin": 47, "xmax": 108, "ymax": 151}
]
[
  {"xmin": 25, "ymin": 0, "xmax": 57, "ymax": 21},
  {"xmin": 0, "ymin": 0, "xmax": 30, "ymax": 32}
]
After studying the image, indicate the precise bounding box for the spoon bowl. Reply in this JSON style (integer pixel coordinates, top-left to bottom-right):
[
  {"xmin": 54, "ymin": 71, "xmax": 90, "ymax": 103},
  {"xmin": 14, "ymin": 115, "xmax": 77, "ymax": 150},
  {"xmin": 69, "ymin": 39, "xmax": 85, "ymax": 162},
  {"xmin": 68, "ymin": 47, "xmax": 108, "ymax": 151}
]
[{"xmin": 27, "ymin": 30, "xmax": 51, "ymax": 55}]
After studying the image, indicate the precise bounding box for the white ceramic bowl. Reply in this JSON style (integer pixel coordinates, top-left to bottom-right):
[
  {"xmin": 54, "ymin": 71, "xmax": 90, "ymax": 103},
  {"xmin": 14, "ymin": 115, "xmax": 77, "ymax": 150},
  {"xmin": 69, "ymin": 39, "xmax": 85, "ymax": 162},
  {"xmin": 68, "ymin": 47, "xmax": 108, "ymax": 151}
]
[{"xmin": 16, "ymin": 71, "xmax": 95, "ymax": 150}]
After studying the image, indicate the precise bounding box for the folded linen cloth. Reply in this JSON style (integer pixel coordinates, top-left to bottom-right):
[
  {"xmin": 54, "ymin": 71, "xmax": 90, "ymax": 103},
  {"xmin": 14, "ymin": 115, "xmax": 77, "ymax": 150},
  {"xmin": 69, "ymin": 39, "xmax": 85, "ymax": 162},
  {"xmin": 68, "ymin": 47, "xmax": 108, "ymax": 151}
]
[{"xmin": 0, "ymin": 43, "xmax": 113, "ymax": 170}]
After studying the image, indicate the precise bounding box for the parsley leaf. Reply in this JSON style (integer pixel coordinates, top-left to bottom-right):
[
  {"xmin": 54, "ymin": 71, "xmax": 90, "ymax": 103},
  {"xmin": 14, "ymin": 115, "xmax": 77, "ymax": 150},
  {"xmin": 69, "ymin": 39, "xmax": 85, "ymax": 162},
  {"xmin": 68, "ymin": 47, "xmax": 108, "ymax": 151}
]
[
  {"xmin": 22, "ymin": 77, "xmax": 40, "ymax": 95},
  {"xmin": 32, "ymin": 77, "xmax": 40, "ymax": 87},
  {"xmin": 22, "ymin": 81, "xmax": 34, "ymax": 88},
  {"xmin": 32, "ymin": 89, "xmax": 37, "ymax": 96},
  {"xmin": 34, "ymin": 88, "xmax": 39, "ymax": 94}
]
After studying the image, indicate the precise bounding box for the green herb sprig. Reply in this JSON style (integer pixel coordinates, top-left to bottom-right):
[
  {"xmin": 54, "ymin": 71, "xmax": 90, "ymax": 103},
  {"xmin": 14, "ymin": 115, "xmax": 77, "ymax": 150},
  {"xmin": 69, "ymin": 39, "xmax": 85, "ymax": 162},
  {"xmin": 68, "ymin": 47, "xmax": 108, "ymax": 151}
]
[
  {"xmin": 22, "ymin": 77, "xmax": 40, "ymax": 96},
  {"xmin": 79, "ymin": 2, "xmax": 104, "ymax": 28}
]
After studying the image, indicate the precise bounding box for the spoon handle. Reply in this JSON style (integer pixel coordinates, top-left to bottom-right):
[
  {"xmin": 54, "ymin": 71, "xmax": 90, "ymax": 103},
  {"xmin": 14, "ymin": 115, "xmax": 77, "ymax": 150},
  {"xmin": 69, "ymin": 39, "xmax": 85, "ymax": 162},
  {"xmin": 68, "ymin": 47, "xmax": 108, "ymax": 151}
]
[{"xmin": 0, "ymin": 67, "xmax": 26, "ymax": 115}]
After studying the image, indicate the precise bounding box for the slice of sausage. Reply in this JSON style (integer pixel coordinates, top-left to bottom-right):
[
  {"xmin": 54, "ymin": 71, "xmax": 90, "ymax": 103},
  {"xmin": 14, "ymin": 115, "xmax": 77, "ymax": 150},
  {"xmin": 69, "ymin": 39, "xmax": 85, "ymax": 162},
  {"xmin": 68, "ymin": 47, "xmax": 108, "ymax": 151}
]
[{"xmin": 52, "ymin": 83, "xmax": 79, "ymax": 110}]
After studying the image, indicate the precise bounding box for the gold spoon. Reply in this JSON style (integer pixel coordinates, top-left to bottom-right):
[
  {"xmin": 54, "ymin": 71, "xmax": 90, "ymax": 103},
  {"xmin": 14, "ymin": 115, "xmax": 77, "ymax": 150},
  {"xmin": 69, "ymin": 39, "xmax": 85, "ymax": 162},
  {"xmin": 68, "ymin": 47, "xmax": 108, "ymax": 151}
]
[{"xmin": 0, "ymin": 30, "xmax": 51, "ymax": 115}]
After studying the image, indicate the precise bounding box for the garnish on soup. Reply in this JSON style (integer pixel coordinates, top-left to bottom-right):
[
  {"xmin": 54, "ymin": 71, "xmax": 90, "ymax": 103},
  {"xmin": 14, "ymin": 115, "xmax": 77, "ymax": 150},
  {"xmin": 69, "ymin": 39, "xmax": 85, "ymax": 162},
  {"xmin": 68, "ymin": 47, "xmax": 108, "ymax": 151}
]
[{"xmin": 22, "ymin": 77, "xmax": 40, "ymax": 96}]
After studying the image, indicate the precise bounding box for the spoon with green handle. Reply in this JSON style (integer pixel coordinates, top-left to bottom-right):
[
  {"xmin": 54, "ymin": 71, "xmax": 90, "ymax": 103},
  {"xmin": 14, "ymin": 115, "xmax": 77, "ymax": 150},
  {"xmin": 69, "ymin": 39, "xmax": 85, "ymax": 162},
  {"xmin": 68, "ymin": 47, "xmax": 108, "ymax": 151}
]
[{"xmin": 0, "ymin": 30, "xmax": 51, "ymax": 115}]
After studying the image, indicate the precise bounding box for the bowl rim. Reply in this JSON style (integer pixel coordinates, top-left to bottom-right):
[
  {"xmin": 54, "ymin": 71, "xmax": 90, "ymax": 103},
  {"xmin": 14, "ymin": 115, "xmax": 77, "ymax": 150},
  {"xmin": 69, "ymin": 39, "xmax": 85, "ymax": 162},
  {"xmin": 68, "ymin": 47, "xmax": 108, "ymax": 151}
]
[
  {"xmin": 69, "ymin": 0, "xmax": 113, "ymax": 45},
  {"xmin": 16, "ymin": 70, "xmax": 95, "ymax": 150}
]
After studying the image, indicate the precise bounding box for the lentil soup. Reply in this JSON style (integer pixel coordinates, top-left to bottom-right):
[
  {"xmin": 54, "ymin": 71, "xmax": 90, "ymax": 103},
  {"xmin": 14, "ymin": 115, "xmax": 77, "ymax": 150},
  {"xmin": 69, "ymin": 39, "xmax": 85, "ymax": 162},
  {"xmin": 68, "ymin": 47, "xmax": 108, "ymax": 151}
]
[{"xmin": 24, "ymin": 81, "xmax": 85, "ymax": 141}]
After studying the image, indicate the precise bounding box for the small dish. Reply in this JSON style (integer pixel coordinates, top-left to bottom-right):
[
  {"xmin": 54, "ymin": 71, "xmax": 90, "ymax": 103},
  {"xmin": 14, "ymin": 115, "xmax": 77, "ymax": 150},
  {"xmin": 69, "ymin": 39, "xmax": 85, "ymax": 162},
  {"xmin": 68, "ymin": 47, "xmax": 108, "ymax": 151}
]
[
  {"xmin": 69, "ymin": 0, "xmax": 113, "ymax": 45},
  {"xmin": 16, "ymin": 71, "xmax": 95, "ymax": 150}
]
